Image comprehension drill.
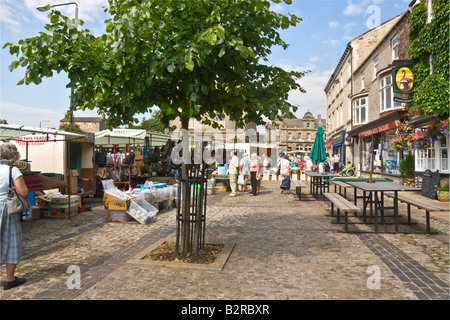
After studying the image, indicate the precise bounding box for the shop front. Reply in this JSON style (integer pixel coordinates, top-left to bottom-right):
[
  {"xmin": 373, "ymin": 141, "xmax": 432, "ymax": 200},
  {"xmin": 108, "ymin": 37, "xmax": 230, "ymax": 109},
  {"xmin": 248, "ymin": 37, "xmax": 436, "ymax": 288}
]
[
  {"xmin": 348, "ymin": 110, "xmax": 407, "ymax": 180},
  {"xmin": 331, "ymin": 130, "xmax": 346, "ymax": 164}
]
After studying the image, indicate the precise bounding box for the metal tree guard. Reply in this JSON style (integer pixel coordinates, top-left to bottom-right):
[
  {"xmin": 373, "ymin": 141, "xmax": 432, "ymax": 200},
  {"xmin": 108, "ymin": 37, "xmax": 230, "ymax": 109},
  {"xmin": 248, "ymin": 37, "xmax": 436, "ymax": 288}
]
[{"xmin": 176, "ymin": 164, "xmax": 209, "ymax": 257}]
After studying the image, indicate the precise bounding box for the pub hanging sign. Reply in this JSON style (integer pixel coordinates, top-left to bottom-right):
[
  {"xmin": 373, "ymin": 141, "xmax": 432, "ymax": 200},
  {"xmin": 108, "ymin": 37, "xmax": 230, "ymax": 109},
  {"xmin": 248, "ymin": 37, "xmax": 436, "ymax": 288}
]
[{"xmin": 393, "ymin": 66, "xmax": 414, "ymax": 94}]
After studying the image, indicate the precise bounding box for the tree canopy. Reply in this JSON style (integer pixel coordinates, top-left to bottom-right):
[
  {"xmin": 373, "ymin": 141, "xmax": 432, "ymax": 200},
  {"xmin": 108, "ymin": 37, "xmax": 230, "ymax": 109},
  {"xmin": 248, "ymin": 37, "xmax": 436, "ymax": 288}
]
[{"xmin": 4, "ymin": 0, "xmax": 307, "ymax": 130}]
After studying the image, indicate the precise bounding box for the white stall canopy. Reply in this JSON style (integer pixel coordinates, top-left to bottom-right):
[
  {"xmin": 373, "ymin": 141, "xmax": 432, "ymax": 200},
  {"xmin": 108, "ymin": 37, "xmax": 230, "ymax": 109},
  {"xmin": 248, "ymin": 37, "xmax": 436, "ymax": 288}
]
[
  {"xmin": 0, "ymin": 124, "xmax": 85, "ymax": 141},
  {"xmin": 95, "ymin": 129, "xmax": 146, "ymax": 146}
]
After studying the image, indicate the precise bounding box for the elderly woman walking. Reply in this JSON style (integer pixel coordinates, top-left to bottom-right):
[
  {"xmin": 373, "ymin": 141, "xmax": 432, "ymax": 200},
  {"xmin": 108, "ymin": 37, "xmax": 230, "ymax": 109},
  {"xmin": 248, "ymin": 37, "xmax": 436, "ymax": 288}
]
[{"xmin": 0, "ymin": 143, "xmax": 28, "ymax": 290}]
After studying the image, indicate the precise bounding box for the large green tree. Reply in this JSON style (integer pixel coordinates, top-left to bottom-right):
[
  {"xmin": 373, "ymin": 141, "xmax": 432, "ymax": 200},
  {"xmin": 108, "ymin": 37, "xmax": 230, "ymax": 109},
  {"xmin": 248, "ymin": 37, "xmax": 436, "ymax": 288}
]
[{"xmin": 4, "ymin": 0, "xmax": 307, "ymax": 255}]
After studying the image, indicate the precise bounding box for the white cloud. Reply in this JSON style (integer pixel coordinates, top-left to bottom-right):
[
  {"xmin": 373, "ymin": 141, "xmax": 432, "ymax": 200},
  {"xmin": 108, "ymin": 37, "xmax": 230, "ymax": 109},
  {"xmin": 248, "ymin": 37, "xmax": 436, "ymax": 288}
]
[
  {"xmin": 328, "ymin": 21, "xmax": 339, "ymax": 28},
  {"xmin": 0, "ymin": 101, "xmax": 104, "ymax": 128},
  {"xmin": 344, "ymin": 22, "xmax": 357, "ymax": 32},
  {"xmin": 309, "ymin": 56, "xmax": 320, "ymax": 63},
  {"xmin": 323, "ymin": 39, "xmax": 340, "ymax": 46},
  {"xmin": 0, "ymin": 101, "xmax": 66, "ymax": 128},
  {"xmin": 0, "ymin": 2, "xmax": 28, "ymax": 33},
  {"xmin": 288, "ymin": 69, "xmax": 334, "ymax": 118},
  {"xmin": 343, "ymin": 0, "xmax": 369, "ymax": 16}
]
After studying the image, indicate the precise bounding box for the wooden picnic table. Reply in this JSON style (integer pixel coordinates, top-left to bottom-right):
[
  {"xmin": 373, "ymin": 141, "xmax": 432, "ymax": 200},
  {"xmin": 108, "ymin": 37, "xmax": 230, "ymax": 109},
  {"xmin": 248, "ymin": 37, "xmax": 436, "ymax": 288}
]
[
  {"xmin": 305, "ymin": 172, "xmax": 340, "ymax": 198},
  {"xmin": 345, "ymin": 181, "xmax": 421, "ymax": 233}
]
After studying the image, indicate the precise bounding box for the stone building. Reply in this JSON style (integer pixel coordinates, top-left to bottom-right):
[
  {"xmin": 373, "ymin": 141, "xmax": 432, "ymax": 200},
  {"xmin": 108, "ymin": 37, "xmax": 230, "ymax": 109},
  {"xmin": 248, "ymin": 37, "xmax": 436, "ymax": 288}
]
[
  {"xmin": 324, "ymin": 12, "xmax": 403, "ymax": 167},
  {"xmin": 169, "ymin": 116, "xmax": 257, "ymax": 145},
  {"xmin": 60, "ymin": 115, "xmax": 106, "ymax": 134},
  {"xmin": 347, "ymin": 8, "xmax": 412, "ymax": 181},
  {"xmin": 266, "ymin": 111, "xmax": 327, "ymax": 154}
]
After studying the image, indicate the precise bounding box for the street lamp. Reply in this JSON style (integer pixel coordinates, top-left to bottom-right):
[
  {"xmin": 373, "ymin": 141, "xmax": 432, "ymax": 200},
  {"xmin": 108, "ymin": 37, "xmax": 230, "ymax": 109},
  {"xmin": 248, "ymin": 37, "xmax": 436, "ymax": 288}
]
[
  {"xmin": 36, "ymin": 2, "xmax": 79, "ymax": 124},
  {"xmin": 39, "ymin": 120, "xmax": 50, "ymax": 128}
]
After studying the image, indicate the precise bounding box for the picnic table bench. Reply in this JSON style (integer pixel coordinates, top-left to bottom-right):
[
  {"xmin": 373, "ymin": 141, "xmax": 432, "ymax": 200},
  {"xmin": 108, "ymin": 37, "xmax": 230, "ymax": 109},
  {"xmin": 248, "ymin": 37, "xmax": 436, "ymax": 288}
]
[
  {"xmin": 323, "ymin": 192, "xmax": 362, "ymax": 232},
  {"xmin": 385, "ymin": 192, "xmax": 448, "ymax": 233},
  {"xmin": 292, "ymin": 180, "xmax": 308, "ymax": 200},
  {"xmin": 330, "ymin": 181, "xmax": 352, "ymax": 199}
]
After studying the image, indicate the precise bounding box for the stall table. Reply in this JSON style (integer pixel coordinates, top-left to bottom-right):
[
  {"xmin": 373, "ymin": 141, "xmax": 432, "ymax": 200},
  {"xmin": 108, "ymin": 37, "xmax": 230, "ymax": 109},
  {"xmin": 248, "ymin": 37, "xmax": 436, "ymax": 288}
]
[{"xmin": 345, "ymin": 181, "xmax": 421, "ymax": 233}]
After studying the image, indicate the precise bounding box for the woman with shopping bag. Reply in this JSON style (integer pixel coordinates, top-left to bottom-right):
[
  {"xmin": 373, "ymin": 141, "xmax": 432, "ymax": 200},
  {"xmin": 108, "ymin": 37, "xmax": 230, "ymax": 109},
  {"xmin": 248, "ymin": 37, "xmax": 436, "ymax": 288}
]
[{"xmin": 0, "ymin": 143, "xmax": 28, "ymax": 290}]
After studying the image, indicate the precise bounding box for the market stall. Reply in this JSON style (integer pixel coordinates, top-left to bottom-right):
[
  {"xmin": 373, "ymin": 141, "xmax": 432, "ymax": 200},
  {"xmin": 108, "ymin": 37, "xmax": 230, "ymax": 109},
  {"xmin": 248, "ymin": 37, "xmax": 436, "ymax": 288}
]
[
  {"xmin": 0, "ymin": 124, "xmax": 89, "ymax": 219},
  {"xmin": 94, "ymin": 129, "xmax": 178, "ymax": 214}
]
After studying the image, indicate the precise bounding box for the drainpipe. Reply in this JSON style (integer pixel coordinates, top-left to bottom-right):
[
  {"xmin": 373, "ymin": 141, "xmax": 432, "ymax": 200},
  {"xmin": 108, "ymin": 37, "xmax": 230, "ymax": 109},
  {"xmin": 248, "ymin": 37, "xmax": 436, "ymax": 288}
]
[{"xmin": 350, "ymin": 45, "xmax": 355, "ymax": 168}]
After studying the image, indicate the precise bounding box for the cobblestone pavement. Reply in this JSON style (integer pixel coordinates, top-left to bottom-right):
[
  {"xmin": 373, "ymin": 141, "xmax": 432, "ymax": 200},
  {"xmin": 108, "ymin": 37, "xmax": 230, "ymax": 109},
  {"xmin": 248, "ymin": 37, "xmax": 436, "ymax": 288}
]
[{"xmin": 1, "ymin": 180, "xmax": 448, "ymax": 301}]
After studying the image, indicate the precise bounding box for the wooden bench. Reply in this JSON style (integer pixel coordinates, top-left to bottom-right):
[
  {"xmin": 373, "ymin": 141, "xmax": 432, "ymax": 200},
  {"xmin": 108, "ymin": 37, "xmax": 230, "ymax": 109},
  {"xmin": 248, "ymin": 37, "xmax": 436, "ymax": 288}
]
[
  {"xmin": 324, "ymin": 193, "xmax": 362, "ymax": 232},
  {"xmin": 292, "ymin": 180, "xmax": 308, "ymax": 200},
  {"xmin": 385, "ymin": 193, "xmax": 448, "ymax": 233},
  {"xmin": 330, "ymin": 181, "xmax": 352, "ymax": 199}
]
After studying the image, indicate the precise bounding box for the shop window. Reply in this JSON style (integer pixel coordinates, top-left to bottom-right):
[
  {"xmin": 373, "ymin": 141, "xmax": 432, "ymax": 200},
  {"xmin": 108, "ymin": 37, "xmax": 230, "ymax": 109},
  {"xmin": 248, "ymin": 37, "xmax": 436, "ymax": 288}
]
[
  {"xmin": 353, "ymin": 97, "xmax": 367, "ymax": 125},
  {"xmin": 361, "ymin": 137, "xmax": 372, "ymax": 172},
  {"xmin": 382, "ymin": 131, "xmax": 401, "ymax": 174},
  {"xmin": 440, "ymin": 136, "xmax": 448, "ymax": 171},
  {"xmin": 416, "ymin": 144, "xmax": 436, "ymax": 172}
]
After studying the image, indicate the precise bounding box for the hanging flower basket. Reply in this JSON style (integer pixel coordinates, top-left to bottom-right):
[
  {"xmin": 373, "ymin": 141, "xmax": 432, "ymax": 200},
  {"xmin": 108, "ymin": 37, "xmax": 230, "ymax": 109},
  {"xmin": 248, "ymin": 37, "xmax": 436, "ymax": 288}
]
[
  {"xmin": 392, "ymin": 135, "xmax": 409, "ymax": 151},
  {"xmin": 59, "ymin": 123, "xmax": 84, "ymax": 133},
  {"xmin": 407, "ymin": 131, "xmax": 430, "ymax": 150},
  {"xmin": 424, "ymin": 117, "xmax": 449, "ymax": 143}
]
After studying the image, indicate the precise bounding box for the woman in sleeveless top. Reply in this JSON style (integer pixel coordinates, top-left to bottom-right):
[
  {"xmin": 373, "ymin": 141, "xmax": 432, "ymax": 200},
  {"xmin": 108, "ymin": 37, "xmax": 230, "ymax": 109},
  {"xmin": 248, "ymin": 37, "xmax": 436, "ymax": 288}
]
[{"xmin": 249, "ymin": 153, "xmax": 260, "ymax": 196}]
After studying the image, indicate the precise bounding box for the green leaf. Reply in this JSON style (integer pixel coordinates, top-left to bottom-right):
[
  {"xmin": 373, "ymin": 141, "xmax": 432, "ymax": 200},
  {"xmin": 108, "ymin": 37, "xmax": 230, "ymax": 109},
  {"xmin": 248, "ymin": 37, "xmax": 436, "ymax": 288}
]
[
  {"xmin": 186, "ymin": 59, "xmax": 194, "ymax": 71},
  {"xmin": 218, "ymin": 47, "xmax": 226, "ymax": 58},
  {"xmin": 208, "ymin": 32, "xmax": 217, "ymax": 46},
  {"xmin": 50, "ymin": 14, "xmax": 60, "ymax": 24},
  {"xmin": 167, "ymin": 64, "xmax": 176, "ymax": 73}
]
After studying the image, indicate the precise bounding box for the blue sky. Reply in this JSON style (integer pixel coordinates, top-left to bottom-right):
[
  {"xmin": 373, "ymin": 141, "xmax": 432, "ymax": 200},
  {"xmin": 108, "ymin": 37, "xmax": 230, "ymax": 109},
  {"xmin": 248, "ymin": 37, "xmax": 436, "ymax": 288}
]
[{"xmin": 0, "ymin": 0, "xmax": 410, "ymax": 129}]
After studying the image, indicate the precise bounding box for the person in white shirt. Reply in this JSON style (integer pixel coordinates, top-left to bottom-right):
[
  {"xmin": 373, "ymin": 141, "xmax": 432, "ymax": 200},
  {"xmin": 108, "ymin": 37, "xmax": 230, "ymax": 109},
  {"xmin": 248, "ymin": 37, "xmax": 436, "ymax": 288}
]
[
  {"xmin": 239, "ymin": 153, "xmax": 251, "ymax": 192},
  {"xmin": 228, "ymin": 151, "xmax": 239, "ymax": 197}
]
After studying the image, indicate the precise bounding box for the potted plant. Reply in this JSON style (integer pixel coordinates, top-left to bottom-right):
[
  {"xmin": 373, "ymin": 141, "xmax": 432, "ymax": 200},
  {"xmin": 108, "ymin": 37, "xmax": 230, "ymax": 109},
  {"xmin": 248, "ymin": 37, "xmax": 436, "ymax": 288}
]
[
  {"xmin": 399, "ymin": 153, "xmax": 415, "ymax": 185},
  {"xmin": 436, "ymin": 185, "xmax": 449, "ymax": 202}
]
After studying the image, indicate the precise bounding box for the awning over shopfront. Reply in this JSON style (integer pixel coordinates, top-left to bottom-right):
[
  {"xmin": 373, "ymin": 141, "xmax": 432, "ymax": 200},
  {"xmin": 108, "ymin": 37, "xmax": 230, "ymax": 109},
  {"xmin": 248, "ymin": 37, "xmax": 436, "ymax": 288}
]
[
  {"xmin": 347, "ymin": 110, "xmax": 407, "ymax": 138},
  {"xmin": 332, "ymin": 130, "xmax": 346, "ymax": 147},
  {"xmin": 0, "ymin": 124, "xmax": 86, "ymax": 141}
]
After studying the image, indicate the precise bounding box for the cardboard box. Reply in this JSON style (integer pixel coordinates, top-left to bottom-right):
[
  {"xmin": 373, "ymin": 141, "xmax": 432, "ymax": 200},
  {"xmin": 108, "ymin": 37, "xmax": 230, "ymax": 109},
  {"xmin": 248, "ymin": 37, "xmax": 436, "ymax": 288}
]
[
  {"xmin": 31, "ymin": 206, "xmax": 40, "ymax": 220},
  {"xmin": 49, "ymin": 206, "xmax": 78, "ymax": 218},
  {"xmin": 49, "ymin": 195, "xmax": 79, "ymax": 208},
  {"xmin": 67, "ymin": 169, "xmax": 79, "ymax": 194},
  {"xmin": 106, "ymin": 210, "xmax": 132, "ymax": 222},
  {"xmin": 36, "ymin": 195, "xmax": 51, "ymax": 207},
  {"xmin": 103, "ymin": 192, "xmax": 132, "ymax": 210},
  {"xmin": 39, "ymin": 207, "xmax": 50, "ymax": 218}
]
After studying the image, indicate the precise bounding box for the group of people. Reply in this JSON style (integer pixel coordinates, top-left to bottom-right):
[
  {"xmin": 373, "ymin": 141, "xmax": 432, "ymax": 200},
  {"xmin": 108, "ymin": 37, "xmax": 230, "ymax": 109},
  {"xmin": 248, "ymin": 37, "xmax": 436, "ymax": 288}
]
[
  {"xmin": 321, "ymin": 153, "xmax": 341, "ymax": 173},
  {"xmin": 228, "ymin": 151, "xmax": 271, "ymax": 197}
]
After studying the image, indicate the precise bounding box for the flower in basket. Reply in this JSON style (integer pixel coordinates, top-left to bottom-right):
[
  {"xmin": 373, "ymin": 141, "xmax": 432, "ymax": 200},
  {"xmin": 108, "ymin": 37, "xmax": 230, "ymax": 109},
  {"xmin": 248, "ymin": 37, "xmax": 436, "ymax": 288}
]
[
  {"xmin": 407, "ymin": 131, "xmax": 430, "ymax": 150},
  {"xmin": 395, "ymin": 120, "xmax": 413, "ymax": 136},
  {"xmin": 391, "ymin": 135, "xmax": 409, "ymax": 151},
  {"xmin": 59, "ymin": 123, "xmax": 84, "ymax": 133},
  {"xmin": 422, "ymin": 117, "xmax": 449, "ymax": 143}
]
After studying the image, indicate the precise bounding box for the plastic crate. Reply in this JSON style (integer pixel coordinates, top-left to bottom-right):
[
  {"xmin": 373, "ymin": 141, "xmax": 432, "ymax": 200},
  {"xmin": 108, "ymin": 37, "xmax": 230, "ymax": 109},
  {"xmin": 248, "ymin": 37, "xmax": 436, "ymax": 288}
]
[{"xmin": 127, "ymin": 198, "xmax": 158, "ymax": 224}]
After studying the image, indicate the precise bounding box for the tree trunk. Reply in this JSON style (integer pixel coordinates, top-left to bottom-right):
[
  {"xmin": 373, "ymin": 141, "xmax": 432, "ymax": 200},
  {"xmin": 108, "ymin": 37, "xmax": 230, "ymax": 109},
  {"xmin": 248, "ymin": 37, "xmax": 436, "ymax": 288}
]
[{"xmin": 180, "ymin": 115, "xmax": 191, "ymax": 255}]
